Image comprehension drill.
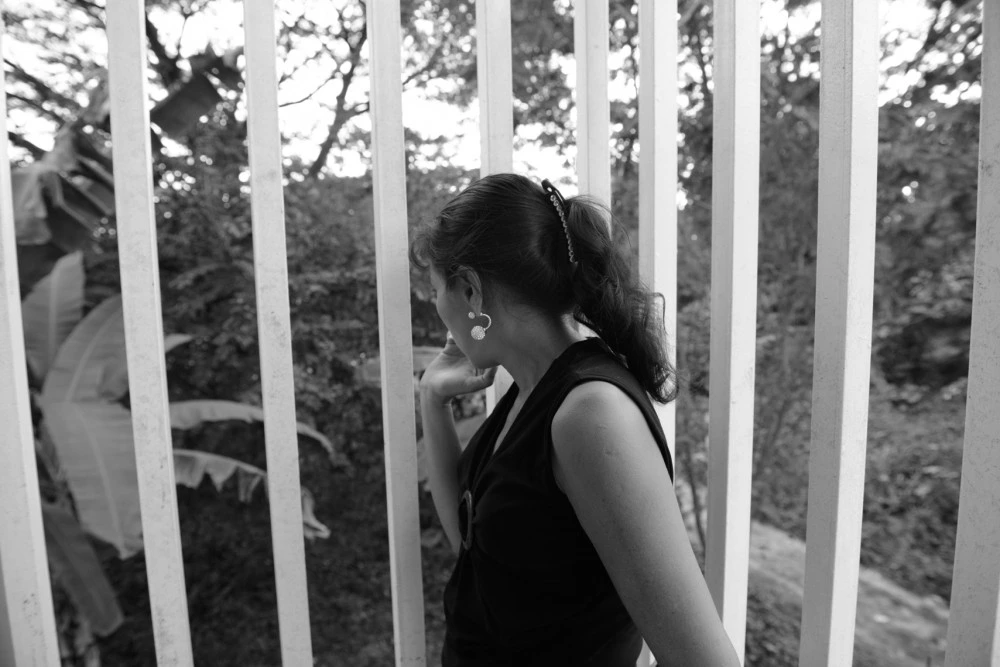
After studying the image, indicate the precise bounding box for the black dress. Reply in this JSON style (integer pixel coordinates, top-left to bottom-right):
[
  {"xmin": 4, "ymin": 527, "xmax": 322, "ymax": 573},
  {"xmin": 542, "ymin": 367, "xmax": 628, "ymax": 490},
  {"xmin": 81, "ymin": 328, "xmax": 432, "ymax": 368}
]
[{"xmin": 441, "ymin": 338, "xmax": 674, "ymax": 666}]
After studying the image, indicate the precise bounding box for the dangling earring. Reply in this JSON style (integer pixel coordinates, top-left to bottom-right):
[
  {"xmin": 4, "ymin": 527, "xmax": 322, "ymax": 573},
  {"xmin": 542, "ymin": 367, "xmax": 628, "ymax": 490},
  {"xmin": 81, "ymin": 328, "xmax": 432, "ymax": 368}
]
[{"xmin": 468, "ymin": 311, "xmax": 492, "ymax": 341}]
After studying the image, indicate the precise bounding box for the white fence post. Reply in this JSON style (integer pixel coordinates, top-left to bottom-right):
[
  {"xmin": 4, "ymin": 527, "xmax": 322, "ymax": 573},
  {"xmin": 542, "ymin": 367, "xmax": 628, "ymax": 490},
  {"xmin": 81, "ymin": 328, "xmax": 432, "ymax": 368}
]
[
  {"xmin": 574, "ymin": 0, "xmax": 611, "ymax": 204},
  {"xmin": 105, "ymin": 0, "xmax": 195, "ymax": 663},
  {"xmin": 0, "ymin": 17, "xmax": 61, "ymax": 667},
  {"xmin": 477, "ymin": 0, "xmax": 513, "ymax": 176},
  {"xmin": 369, "ymin": 0, "xmax": 428, "ymax": 663},
  {"xmin": 636, "ymin": 3, "xmax": 678, "ymax": 663},
  {"xmin": 798, "ymin": 1, "xmax": 880, "ymax": 664},
  {"xmin": 637, "ymin": 0, "xmax": 678, "ymax": 465},
  {"xmin": 476, "ymin": 0, "xmax": 515, "ymax": 408},
  {"xmin": 944, "ymin": 1, "xmax": 1000, "ymax": 663},
  {"xmin": 241, "ymin": 0, "xmax": 314, "ymax": 663},
  {"xmin": 704, "ymin": 0, "xmax": 760, "ymax": 660}
]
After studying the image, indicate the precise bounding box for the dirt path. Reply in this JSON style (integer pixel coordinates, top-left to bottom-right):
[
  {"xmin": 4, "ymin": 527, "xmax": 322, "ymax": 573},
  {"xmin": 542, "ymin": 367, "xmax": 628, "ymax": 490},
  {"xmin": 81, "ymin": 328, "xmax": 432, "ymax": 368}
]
[
  {"xmin": 749, "ymin": 521, "xmax": 948, "ymax": 665},
  {"xmin": 675, "ymin": 465, "xmax": 949, "ymax": 666}
]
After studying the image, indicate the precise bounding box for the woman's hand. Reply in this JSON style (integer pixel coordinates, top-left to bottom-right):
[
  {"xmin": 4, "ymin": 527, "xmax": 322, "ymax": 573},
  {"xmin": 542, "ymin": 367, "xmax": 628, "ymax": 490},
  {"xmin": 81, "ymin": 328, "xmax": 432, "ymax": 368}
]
[
  {"xmin": 419, "ymin": 333, "xmax": 497, "ymax": 404},
  {"xmin": 419, "ymin": 333, "xmax": 493, "ymax": 553}
]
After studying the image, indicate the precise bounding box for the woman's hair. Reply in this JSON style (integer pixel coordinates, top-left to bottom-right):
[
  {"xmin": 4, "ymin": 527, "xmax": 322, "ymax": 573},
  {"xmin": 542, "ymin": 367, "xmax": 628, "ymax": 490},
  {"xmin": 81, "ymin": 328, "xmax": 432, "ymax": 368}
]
[{"xmin": 410, "ymin": 173, "xmax": 676, "ymax": 403}]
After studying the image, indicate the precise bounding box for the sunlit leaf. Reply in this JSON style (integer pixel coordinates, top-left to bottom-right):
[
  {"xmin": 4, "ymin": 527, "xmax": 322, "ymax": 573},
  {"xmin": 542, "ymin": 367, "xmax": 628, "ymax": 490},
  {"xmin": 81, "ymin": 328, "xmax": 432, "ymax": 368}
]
[
  {"xmin": 21, "ymin": 251, "xmax": 84, "ymax": 381},
  {"xmin": 42, "ymin": 295, "xmax": 125, "ymax": 404}
]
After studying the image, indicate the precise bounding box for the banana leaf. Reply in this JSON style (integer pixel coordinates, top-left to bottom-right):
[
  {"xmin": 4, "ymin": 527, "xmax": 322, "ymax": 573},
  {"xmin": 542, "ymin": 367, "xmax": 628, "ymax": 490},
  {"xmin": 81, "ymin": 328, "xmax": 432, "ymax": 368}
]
[
  {"xmin": 44, "ymin": 395, "xmax": 335, "ymax": 556},
  {"xmin": 43, "ymin": 501, "xmax": 124, "ymax": 637},
  {"xmin": 11, "ymin": 165, "xmax": 57, "ymax": 245},
  {"xmin": 99, "ymin": 333, "xmax": 194, "ymax": 402},
  {"xmin": 173, "ymin": 449, "xmax": 330, "ymax": 540},
  {"xmin": 173, "ymin": 448, "xmax": 266, "ymax": 502},
  {"xmin": 42, "ymin": 295, "xmax": 126, "ymax": 404},
  {"xmin": 163, "ymin": 334, "xmax": 194, "ymax": 353},
  {"xmin": 12, "ymin": 134, "xmax": 107, "ymax": 253},
  {"xmin": 41, "ymin": 294, "xmax": 186, "ymax": 403},
  {"xmin": 299, "ymin": 487, "xmax": 330, "ymax": 540},
  {"xmin": 42, "ymin": 401, "xmax": 142, "ymax": 558},
  {"xmin": 169, "ymin": 399, "xmax": 339, "ymax": 464},
  {"xmin": 21, "ymin": 251, "xmax": 84, "ymax": 381}
]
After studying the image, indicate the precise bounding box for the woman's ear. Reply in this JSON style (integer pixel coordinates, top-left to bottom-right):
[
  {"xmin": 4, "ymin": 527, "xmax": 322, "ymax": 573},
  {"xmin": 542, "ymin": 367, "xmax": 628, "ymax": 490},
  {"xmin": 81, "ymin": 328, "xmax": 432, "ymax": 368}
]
[{"xmin": 454, "ymin": 266, "xmax": 484, "ymax": 313}]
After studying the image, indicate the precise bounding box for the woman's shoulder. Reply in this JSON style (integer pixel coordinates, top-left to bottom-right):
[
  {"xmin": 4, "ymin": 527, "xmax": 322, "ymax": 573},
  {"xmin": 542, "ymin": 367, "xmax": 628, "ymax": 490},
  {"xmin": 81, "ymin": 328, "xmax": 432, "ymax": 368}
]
[
  {"xmin": 549, "ymin": 378, "xmax": 669, "ymax": 492},
  {"xmin": 549, "ymin": 364, "xmax": 674, "ymax": 481},
  {"xmin": 554, "ymin": 338, "xmax": 654, "ymax": 421},
  {"xmin": 551, "ymin": 380, "xmax": 644, "ymax": 437}
]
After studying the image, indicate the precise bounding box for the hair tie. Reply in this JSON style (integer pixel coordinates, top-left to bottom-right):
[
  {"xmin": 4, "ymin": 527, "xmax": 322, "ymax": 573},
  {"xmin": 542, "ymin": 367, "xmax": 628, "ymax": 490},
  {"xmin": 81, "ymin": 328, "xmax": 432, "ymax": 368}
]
[{"xmin": 541, "ymin": 179, "xmax": 577, "ymax": 265}]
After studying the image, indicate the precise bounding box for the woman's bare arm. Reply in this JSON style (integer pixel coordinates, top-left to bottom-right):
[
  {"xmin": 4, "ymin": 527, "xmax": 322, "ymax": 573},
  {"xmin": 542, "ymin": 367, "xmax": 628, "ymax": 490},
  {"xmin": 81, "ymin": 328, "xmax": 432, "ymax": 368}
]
[
  {"xmin": 551, "ymin": 381, "xmax": 740, "ymax": 667},
  {"xmin": 419, "ymin": 389, "xmax": 464, "ymax": 554},
  {"xmin": 418, "ymin": 338, "xmax": 496, "ymax": 554}
]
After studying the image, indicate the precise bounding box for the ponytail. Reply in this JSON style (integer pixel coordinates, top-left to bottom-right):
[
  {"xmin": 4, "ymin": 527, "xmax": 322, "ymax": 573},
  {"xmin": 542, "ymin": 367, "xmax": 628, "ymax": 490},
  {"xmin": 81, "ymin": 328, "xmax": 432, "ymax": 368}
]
[
  {"xmin": 410, "ymin": 173, "xmax": 677, "ymax": 403},
  {"xmin": 563, "ymin": 196, "xmax": 677, "ymax": 404}
]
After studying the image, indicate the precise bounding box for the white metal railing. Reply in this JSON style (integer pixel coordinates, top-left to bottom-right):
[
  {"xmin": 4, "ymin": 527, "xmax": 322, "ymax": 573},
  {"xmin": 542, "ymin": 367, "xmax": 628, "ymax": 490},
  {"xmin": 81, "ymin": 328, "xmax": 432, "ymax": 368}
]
[
  {"xmin": 1, "ymin": 1, "xmax": 998, "ymax": 666},
  {"xmin": 704, "ymin": 0, "xmax": 761, "ymax": 659},
  {"xmin": 105, "ymin": 1, "xmax": 194, "ymax": 663},
  {"xmin": 943, "ymin": 0, "xmax": 1000, "ymax": 664},
  {"xmin": 0, "ymin": 15, "xmax": 61, "ymax": 666},
  {"xmin": 575, "ymin": 0, "xmax": 611, "ymax": 204},
  {"xmin": 799, "ymin": 1, "xmax": 880, "ymax": 664},
  {"xmin": 476, "ymin": 0, "xmax": 515, "ymax": 408},
  {"xmin": 242, "ymin": 0, "xmax": 315, "ymax": 661},
  {"xmin": 369, "ymin": 0, "xmax": 426, "ymax": 661},
  {"xmin": 636, "ymin": 2, "xmax": 678, "ymax": 662},
  {"xmin": 637, "ymin": 0, "xmax": 678, "ymax": 463}
]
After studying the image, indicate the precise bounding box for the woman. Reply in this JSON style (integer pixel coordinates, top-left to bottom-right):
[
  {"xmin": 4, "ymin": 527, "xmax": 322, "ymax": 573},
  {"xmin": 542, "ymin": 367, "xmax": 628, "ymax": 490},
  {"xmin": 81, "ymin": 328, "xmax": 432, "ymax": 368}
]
[{"xmin": 411, "ymin": 173, "xmax": 739, "ymax": 666}]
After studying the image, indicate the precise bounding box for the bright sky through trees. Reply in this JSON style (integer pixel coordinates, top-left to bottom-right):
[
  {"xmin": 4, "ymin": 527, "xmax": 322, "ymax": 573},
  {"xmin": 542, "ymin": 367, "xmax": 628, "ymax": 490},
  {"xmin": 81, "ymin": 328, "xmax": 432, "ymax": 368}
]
[{"xmin": 3, "ymin": 0, "xmax": 945, "ymax": 180}]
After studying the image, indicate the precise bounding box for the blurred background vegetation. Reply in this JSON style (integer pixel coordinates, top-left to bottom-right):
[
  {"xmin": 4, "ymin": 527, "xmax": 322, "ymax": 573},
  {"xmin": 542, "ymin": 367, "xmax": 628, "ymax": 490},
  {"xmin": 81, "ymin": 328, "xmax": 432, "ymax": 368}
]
[{"xmin": 4, "ymin": 0, "xmax": 982, "ymax": 664}]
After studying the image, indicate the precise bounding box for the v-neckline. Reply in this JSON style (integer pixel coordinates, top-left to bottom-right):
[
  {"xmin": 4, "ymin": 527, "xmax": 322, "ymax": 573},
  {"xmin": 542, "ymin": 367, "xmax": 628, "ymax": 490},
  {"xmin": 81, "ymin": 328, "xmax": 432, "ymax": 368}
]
[
  {"xmin": 490, "ymin": 385, "xmax": 523, "ymax": 457},
  {"xmin": 486, "ymin": 338, "xmax": 597, "ymax": 460}
]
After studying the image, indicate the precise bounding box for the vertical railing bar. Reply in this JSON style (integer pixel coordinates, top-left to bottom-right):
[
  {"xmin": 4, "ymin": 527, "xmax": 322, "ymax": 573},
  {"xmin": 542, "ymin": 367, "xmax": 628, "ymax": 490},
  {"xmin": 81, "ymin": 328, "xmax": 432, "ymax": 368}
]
[
  {"xmin": 106, "ymin": 0, "xmax": 194, "ymax": 663},
  {"xmin": 477, "ymin": 0, "xmax": 513, "ymax": 175},
  {"xmin": 0, "ymin": 16, "xmax": 61, "ymax": 666},
  {"xmin": 476, "ymin": 0, "xmax": 514, "ymax": 409},
  {"xmin": 944, "ymin": 2, "xmax": 1000, "ymax": 664},
  {"xmin": 368, "ymin": 0, "xmax": 428, "ymax": 663},
  {"xmin": 636, "ymin": 2, "xmax": 679, "ymax": 663},
  {"xmin": 574, "ymin": 0, "xmax": 611, "ymax": 204},
  {"xmin": 241, "ymin": 0, "xmax": 314, "ymax": 662},
  {"xmin": 798, "ymin": 1, "xmax": 880, "ymax": 664},
  {"xmin": 637, "ymin": 0, "xmax": 678, "ymax": 464},
  {"xmin": 704, "ymin": 0, "xmax": 760, "ymax": 659}
]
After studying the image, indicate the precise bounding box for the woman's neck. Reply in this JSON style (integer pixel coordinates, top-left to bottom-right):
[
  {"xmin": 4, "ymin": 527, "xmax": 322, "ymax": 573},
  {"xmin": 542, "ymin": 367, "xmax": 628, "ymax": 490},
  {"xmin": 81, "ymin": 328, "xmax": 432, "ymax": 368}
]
[{"xmin": 493, "ymin": 314, "xmax": 586, "ymax": 395}]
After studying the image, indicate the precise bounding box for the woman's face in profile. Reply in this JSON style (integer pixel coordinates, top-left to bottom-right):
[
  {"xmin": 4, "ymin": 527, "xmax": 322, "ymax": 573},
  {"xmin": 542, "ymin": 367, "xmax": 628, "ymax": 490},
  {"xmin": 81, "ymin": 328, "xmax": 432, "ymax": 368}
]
[{"xmin": 430, "ymin": 267, "xmax": 465, "ymax": 344}]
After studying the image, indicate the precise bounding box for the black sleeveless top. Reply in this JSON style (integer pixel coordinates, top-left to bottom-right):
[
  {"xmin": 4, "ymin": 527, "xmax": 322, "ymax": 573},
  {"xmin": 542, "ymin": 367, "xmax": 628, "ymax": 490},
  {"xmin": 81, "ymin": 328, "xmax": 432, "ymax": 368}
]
[{"xmin": 441, "ymin": 338, "xmax": 674, "ymax": 666}]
